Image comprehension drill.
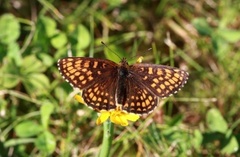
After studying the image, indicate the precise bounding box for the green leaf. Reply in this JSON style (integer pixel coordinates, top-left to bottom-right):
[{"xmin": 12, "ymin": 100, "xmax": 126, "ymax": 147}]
[
  {"xmin": 0, "ymin": 72, "xmax": 20, "ymax": 89},
  {"xmin": 76, "ymin": 49, "xmax": 86, "ymax": 57},
  {"xmin": 54, "ymin": 46, "xmax": 68, "ymax": 59},
  {"xmin": 107, "ymin": 0, "xmax": 122, "ymax": 7},
  {"xmin": 104, "ymin": 45, "xmax": 124, "ymax": 63},
  {"xmin": 167, "ymin": 114, "xmax": 183, "ymax": 127},
  {"xmin": 206, "ymin": 108, "xmax": 228, "ymax": 133},
  {"xmin": 212, "ymin": 34, "xmax": 228, "ymax": 51},
  {"xmin": 40, "ymin": 103, "xmax": 54, "ymax": 129},
  {"xmin": 71, "ymin": 24, "xmax": 90, "ymax": 50},
  {"xmin": 39, "ymin": 16, "xmax": 57, "ymax": 38},
  {"xmin": 193, "ymin": 129, "xmax": 203, "ymax": 151},
  {"xmin": 0, "ymin": 99, "xmax": 7, "ymax": 115},
  {"xmin": 35, "ymin": 131, "xmax": 56, "ymax": 155},
  {"xmin": 4, "ymin": 138, "xmax": 35, "ymax": 148},
  {"xmin": 211, "ymin": 33, "xmax": 230, "ymax": 58},
  {"xmin": 15, "ymin": 121, "xmax": 43, "ymax": 138},
  {"xmin": 192, "ymin": 18, "xmax": 213, "ymax": 36},
  {"xmin": 21, "ymin": 55, "xmax": 46, "ymax": 74},
  {"xmin": 38, "ymin": 53, "xmax": 54, "ymax": 67},
  {"xmin": 33, "ymin": 16, "xmax": 57, "ymax": 51},
  {"xmin": 0, "ymin": 58, "xmax": 21, "ymax": 88},
  {"xmin": 54, "ymin": 86, "xmax": 68, "ymax": 103},
  {"xmin": 23, "ymin": 73, "xmax": 50, "ymax": 96},
  {"xmin": 51, "ymin": 32, "xmax": 68, "ymax": 49},
  {"xmin": 0, "ymin": 14, "xmax": 20, "ymax": 44},
  {"xmin": 7, "ymin": 42, "xmax": 22, "ymax": 66},
  {"xmin": 217, "ymin": 29, "xmax": 240, "ymax": 43},
  {"xmin": 221, "ymin": 130, "xmax": 239, "ymax": 154}
]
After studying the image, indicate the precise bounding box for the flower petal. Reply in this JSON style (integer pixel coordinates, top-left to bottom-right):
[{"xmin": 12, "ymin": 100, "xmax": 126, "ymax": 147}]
[
  {"xmin": 96, "ymin": 111, "xmax": 110, "ymax": 125},
  {"xmin": 74, "ymin": 94, "xmax": 85, "ymax": 104},
  {"xmin": 110, "ymin": 111, "xmax": 129, "ymax": 126},
  {"xmin": 111, "ymin": 114, "xmax": 128, "ymax": 126},
  {"xmin": 119, "ymin": 117, "xmax": 129, "ymax": 126},
  {"xmin": 73, "ymin": 96, "xmax": 141, "ymax": 126},
  {"xmin": 125, "ymin": 113, "xmax": 140, "ymax": 122},
  {"xmin": 136, "ymin": 56, "xmax": 144, "ymax": 63}
]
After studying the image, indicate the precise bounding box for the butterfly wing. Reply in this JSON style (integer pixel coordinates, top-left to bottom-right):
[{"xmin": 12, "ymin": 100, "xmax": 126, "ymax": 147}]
[
  {"xmin": 58, "ymin": 57, "xmax": 119, "ymax": 111},
  {"xmin": 123, "ymin": 78, "xmax": 159, "ymax": 114},
  {"xmin": 58, "ymin": 57, "xmax": 118, "ymax": 89},
  {"xmin": 81, "ymin": 71, "xmax": 118, "ymax": 111},
  {"xmin": 129, "ymin": 63, "xmax": 188, "ymax": 98},
  {"xmin": 121, "ymin": 63, "xmax": 188, "ymax": 114},
  {"xmin": 58, "ymin": 57, "xmax": 188, "ymax": 114}
]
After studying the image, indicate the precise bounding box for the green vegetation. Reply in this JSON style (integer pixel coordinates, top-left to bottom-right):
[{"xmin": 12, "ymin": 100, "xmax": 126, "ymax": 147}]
[{"xmin": 1, "ymin": 0, "xmax": 240, "ymax": 156}]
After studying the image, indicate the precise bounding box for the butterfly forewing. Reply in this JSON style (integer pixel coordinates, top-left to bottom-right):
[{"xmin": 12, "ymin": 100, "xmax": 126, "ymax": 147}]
[
  {"xmin": 58, "ymin": 57, "xmax": 118, "ymax": 89},
  {"xmin": 129, "ymin": 64, "xmax": 188, "ymax": 98}
]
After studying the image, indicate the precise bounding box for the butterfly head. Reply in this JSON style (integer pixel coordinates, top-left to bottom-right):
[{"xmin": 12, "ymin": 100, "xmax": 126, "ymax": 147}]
[
  {"xmin": 118, "ymin": 58, "xmax": 129, "ymax": 77},
  {"xmin": 119, "ymin": 57, "xmax": 129, "ymax": 67}
]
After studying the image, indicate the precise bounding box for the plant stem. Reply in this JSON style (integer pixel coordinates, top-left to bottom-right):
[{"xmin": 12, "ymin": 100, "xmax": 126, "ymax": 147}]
[{"xmin": 99, "ymin": 121, "xmax": 114, "ymax": 157}]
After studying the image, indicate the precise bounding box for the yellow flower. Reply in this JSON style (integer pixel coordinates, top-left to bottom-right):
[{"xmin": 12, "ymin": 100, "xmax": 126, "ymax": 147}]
[
  {"xmin": 136, "ymin": 56, "xmax": 143, "ymax": 63},
  {"xmin": 74, "ymin": 94, "xmax": 85, "ymax": 104},
  {"xmin": 74, "ymin": 94, "xmax": 140, "ymax": 126},
  {"xmin": 96, "ymin": 110, "xmax": 140, "ymax": 126}
]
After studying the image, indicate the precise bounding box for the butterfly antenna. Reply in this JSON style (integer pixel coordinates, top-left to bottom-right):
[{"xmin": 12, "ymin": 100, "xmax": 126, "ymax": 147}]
[
  {"xmin": 144, "ymin": 48, "xmax": 153, "ymax": 54},
  {"xmin": 101, "ymin": 41, "xmax": 122, "ymax": 59}
]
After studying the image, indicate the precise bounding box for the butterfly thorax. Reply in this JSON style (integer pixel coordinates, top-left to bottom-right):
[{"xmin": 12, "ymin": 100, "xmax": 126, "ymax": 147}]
[
  {"xmin": 119, "ymin": 58, "xmax": 129, "ymax": 76},
  {"xmin": 116, "ymin": 58, "xmax": 130, "ymax": 106}
]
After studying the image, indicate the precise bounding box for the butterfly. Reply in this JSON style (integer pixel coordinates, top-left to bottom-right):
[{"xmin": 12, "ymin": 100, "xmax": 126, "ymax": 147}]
[{"xmin": 57, "ymin": 57, "xmax": 188, "ymax": 114}]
